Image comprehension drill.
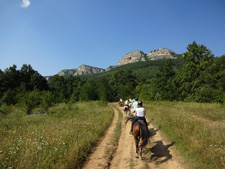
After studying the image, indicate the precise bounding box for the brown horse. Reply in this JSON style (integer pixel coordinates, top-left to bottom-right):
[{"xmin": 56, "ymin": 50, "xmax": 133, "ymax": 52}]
[
  {"xmin": 126, "ymin": 115, "xmax": 149, "ymax": 159},
  {"xmin": 119, "ymin": 102, "xmax": 124, "ymax": 107},
  {"xmin": 133, "ymin": 121, "xmax": 149, "ymax": 158}
]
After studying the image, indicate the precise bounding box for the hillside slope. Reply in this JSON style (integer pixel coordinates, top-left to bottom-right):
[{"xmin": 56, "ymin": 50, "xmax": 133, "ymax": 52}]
[{"xmin": 79, "ymin": 55, "xmax": 183, "ymax": 81}]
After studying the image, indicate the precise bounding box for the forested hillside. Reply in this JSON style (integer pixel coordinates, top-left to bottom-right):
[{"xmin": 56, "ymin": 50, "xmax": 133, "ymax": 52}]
[
  {"xmin": 79, "ymin": 54, "xmax": 183, "ymax": 82},
  {"xmin": 1, "ymin": 41, "xmax": 225, "ymax": 115}
]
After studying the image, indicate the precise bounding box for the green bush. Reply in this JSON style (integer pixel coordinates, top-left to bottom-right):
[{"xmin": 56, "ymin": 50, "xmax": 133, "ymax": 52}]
[
  {"xmin": 0, "ymin": 103, "xmax": 11, "ymax": 117},
  {"xmin": 19, "ymin": 90, "xmax": 41, "ymax": 115},
  {"xmin": 194, "ymin": 86, "xmax": 224, "ymax": 103},
  {"xmin": 0, "ymin": 89, "xmax": 18, "ymax": 105},
  {"xmin": 40, "ymin": 91, "xmax": 54, "ymax": 108}
]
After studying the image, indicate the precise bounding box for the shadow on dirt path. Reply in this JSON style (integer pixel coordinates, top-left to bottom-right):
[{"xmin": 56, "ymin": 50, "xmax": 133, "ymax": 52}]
[{"xmin": 149, "ymin": 141, "xmax": 174, "ymax": 164}]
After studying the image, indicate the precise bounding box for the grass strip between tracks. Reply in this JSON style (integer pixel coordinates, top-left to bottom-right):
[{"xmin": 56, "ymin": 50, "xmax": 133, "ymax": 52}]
[{"xmin": 105, "ymin": 104, "xmax": 123, "ymax": 168}]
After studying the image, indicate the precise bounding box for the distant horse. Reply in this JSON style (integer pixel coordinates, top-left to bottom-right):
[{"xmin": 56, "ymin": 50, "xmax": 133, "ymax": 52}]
[
  {"xmin": 126, "ymin": 116, "xmax": 149, "ymax": 159},
  {"xmin": 119, "ymin": 102, "xmax": 124, "ymax": 107},
  {"xmin": 123, "ymin": 105, "xmax": 131, "ymax": 114}
]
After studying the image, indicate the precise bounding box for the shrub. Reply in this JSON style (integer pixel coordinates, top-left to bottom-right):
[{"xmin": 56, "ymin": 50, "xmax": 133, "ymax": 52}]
[
  {"xmin": 0, "ymin": 103, "xmax": 11, "ymax": 117},
  {"xmin": 19, "ymin": 90, "xmax": 41, "ymax": 115}
]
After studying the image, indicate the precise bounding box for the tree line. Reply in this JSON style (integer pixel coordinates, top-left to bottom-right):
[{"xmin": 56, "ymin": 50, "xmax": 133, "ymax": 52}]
[
  {"xmin": 1, "ymin": 41, "xmax": 225, "ymax": 114},
  {"xmin": 139, "ymin": 41, "xmax": 225, "ymax": 103}
]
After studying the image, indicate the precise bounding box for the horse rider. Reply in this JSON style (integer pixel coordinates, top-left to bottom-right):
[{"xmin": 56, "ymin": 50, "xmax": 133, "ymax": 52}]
[
  {"xmin": 124, "ymin": 99, "xmax": 129, "ymax": 107},
  {"xmin": 129, "ymin": 101, "xmax": 148, "ymax": 135},
  {"xmin": 128, "ymin": 97, "xmax": 132, "ymax": 107},
  {"xmin": 119, "ymin": 98, "xmax": 123, "ymax": 107},
  {"xmin": 120, "ymin": 98, "xmax": 123, "ymax": 103},
  {"xmin": 131, "ymin": 97, "xmax": 138, "ymax": 114},
  {"xmin": 130, "ymin": 97, "xmax": 135, "ymax": 108}
]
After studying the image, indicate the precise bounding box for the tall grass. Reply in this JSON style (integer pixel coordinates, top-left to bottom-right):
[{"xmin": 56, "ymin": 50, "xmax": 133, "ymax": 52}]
[
  {"xmin": 0, "ymin": 101, "xmax": 113, "ymax": 169},
  {"xmin": 144, "ymin": 101, "xmax": 225, "ymax": 169}
]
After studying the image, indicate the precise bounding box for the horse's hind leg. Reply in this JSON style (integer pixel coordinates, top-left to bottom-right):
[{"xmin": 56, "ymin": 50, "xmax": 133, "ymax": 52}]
[
  {"xmin": 140, "ymin": 147, "xmax": 143, "ymax": 159},
  {"xmin": 140, "ymin": 139, "xmax": 145, "ymax": 159},
  {"xmin": 135, "ymin": 137, "xmax": 139, "ymax": 158}
]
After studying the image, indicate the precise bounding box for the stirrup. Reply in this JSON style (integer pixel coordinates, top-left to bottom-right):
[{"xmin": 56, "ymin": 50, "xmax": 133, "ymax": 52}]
[{"xmin": 129, "ymin": 131, "xmax": 133, "ymax": 135}]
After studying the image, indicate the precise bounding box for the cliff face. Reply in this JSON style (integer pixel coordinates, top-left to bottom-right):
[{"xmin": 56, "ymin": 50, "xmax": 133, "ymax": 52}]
[
  {"xmin": 147, "ymin": 48, "xmax": 177, "ymax": 60},
  {"xmin": 75, "ymin": 64, "xmax": 105, "ymax": 75},
  {"xmin": 118, "ymin": 50, "xmax": 145, "ymax": 66},
  {"xmin": 58, "ymin": 69, "xmax": 78, "ymax": 76},
  {"xmin": 117, "ymin": 48, "xmax": 177, "ymax": 66},
  {"xmin": 57, "ymin": 65, "xmax": 105, "ymax": 77}
]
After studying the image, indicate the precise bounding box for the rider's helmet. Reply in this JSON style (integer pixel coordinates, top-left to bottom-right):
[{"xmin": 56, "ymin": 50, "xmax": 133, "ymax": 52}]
[
  {"xmin": 138, "ymin": 101, "xmax": 143, "ymax": 106},
  {"xmin": 135, "ymin": 97, "xmax": 138, "ymax": 101}
]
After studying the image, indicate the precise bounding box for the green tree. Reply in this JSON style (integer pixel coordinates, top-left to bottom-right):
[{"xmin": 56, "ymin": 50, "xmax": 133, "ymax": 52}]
[
  {"xmin": 154, "ymin": 59, "xmax": 177, "ymax": 100},
  {"xmin": 0, "ymin": 64, "xmax": 48, "ymax": 105},
  {"xmin": 70, "ymin": 76, "xmax": 82, "ymax": 102},
  {"xmin": 97, "ymin": 77, "xmax": 113, "ymax": 102},
  {"xmin": 109, "ymin": 70, "xmax": 138, "ymax": 100},
  {"xmin": 48, "ymin": 75, "xmax": 66, "ymax": 102},
  {"xmin": 80, "ymin": 79, "xmax": 98, "ymax": 101},
  {"xmin": 0, "ymin": 65, "xmax": 20, "ymax": 94},
  {"xmin": 180, "ymin": 41, "xmax": 214, "ymax": 101},
  {"xmin": 20, "ymin": 64, "xmax": 48, "ymax": 91},
  {"xmin": 19, "ymin": 90, "xmax": 42, "ymax": 115},
  {"xmin": 136, "ymin": 79, "xmax": 155, "ymax": 101}
]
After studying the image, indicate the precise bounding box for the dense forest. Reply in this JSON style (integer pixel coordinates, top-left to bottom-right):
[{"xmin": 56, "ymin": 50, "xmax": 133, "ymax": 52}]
[{"xmin": 1, "ymin": 41, "xmax": 225, "ymax": 115}]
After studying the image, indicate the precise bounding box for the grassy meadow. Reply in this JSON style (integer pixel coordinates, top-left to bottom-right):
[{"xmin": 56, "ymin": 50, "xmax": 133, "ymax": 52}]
[
  {"xmin": 0, "ymin": 102, "xmax": 113, "ymax": 169},
  {"xmin": 145, "ymin": 101, "xmax": 225, "ymax": 169}
]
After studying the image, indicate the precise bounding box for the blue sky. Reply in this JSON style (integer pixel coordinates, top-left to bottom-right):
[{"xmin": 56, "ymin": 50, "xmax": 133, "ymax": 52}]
[{"xmin": 0, "ymin": 0, "xmax": 225, "ymax": 76}]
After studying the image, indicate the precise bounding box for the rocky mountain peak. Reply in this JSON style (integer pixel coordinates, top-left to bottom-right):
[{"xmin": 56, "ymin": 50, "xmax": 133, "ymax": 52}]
[
  {"xmin": 76, "ymin": 64, "xmax": 105, "ymax": 75},
  {"xmin": 57, "ymin": 64, "xmax": 105, "ymax": 77},
  {"xmin": 117, "ymin": 48, "xmax": 177, "ymax": 66},
  {"xmin": 147, "ymin": 48, "xmax": 177, "ymax": 60},
  {"xmin": 118, "ymin": 50, "xmax": 145, "ymax": 66}
]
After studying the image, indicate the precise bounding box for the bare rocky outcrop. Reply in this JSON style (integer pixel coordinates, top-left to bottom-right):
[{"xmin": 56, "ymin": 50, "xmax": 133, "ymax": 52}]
[
  {"xmin": 57, "ymin": 65, "xmax": 105, "ymax": 77},
  {"xmin": 45, "ymin": 76, "xmax": 52, "ymax": 81},
  {"xmin": 117, "ymin": 48, "xmax": 177, "ymax": 66},
  {"xmin": 147, "ymin": 48, "xmax": 177, "ymax": 60},
  {"xmin": 58, "ymin": 69, "xmax": 77, "ymax": 76},
  {"xmin": 75, "ymin": 64, "xmax": 105, "ymax": 75},
  {"xmin": 118, "ymin": 50, "xmax": 145, "ymax": 66},
  {"xmin": 106, "ymin": 65, "xmax": 117, "ymax": 71}
]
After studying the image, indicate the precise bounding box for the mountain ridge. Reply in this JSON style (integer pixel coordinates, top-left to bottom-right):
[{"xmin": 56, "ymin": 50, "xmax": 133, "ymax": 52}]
[{"xmin": 46, "ymin": 48, "xmax": 178, "ymax": 79}]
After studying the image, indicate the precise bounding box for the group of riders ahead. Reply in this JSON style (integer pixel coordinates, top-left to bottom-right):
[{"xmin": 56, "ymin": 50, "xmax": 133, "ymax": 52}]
[{"xmin": 119, "ymin": 97, "xmax": 148, "ymax": 135}]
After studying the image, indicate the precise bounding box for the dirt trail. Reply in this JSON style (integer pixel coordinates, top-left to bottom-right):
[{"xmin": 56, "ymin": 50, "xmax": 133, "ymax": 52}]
[{"xmin": 83, "ymin": 104, "xmax": 187, "ymax": 169}]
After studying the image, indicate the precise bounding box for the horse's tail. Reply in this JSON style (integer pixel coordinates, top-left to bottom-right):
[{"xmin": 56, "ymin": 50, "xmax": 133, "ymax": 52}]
[
  {"xmin": 139, "ymin": 123, "xmax": 149, "ymax": 148},
  {"xmin": 125, "ymin": 114, "xmax": 135, "ymax": 124}
]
